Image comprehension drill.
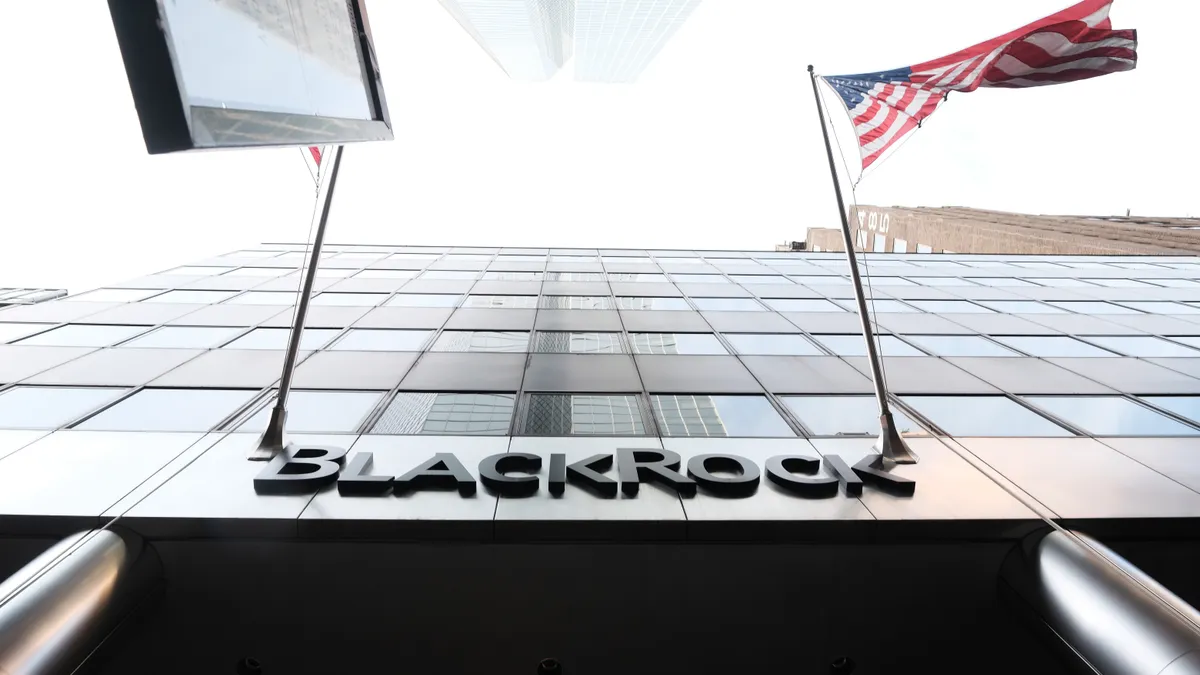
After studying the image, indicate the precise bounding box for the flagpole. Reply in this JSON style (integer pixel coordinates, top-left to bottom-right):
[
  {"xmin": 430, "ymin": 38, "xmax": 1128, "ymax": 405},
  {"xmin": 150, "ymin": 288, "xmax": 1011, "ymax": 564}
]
[
  {"xmin": 248, "ymin": 144, "xmax": 345, "ymax": 461},
  {"xmin": 806, "ymin": 65, "xmax": 916, "ymax": 464}
]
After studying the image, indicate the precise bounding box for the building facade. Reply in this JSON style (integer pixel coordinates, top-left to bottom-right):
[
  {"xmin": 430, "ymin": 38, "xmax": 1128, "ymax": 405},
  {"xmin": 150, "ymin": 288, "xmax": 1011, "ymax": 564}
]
[
  {"xmin": 440, "ymin": 0, "xmax": 697, "ymax": 82},
  {"xmin": 3, "ymin": 245, "xmax": 1200, "ymax": 672},
  {"xmin": 0, "ymin": 287, "xmax": 66, "ymax": 309},
  {"xmin": 805, "ymin": 205, "xmax": 1200, "ymax": 256}
]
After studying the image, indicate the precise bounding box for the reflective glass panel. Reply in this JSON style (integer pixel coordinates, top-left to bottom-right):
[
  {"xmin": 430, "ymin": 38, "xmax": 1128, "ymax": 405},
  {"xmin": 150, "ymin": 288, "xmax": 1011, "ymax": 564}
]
[
  {"xmin": 355, "ymin": 269, "xmax": 419, "ymax": 279},
  {"xmin": 691, "ymin": 298, "xmax": 765, "ymax": 311},
  {"xmin": 430, "ymin": 331, "xmax": 529, "ymax": 353},
  {"xmin": 834, "ymin": 299, "xmax": 919, "ymax": 313},
  {"xmin": 608, "ymin": 273, "xmax": 668, "ymax": 283},
  {"xmin": 384, "ymin": 294, "xmax": 461, "ymax": 308},
  {"xmin": 1140, "ymin": 397, "xmax": 1200, "ymax": 426},
  {"xmin": 1082, "ymin": 336, "xmax": 1200, "ymax": 357},
  {"xmin": 224, "ymin": 327, "xmax": 341, "ymax": 350},
  {"xmin": 1024, "ymin": 396, "xmax": 1200, "ymax": 436},
  {"xmin": 524, "ymin": 394, "xmax": 646, "ymax": 435},
  {"xmin": 905, "ymin": 335, "xmax": 1019, "ymax": 357},
  {"xmin": 544, "ymin": 272, "xmax": 605, "ymax": 281},
  {"xmin": 370, "ymin": 392, "xmax": 515, "ymax": 435},
  {"xmin": 791, "ymin": 276, "xmax": 848, "ymax": 285},
  {"xmin": 226, "ymin": 291, "xmax": 300, "ymax": 305},
  {"xmin": 908, "ymin": 300, "xmax": 994, "ymax": 313},
  {"xmin": 165, "ymin": 266, "xmax": 235, "ymax": 275},
  {"xmin": 1117, "ymin": 302, "xmax": 1200, "ymax": 315},
  {"xmin": 993, "ymin": 336, "xmax": 1118, "ymax": 357},
  {"xmin": 725, "ymin": 333, "xmax": 822, "ymax": 355},
  {"xmin": 540, "ymin": 296, "xmax": 615, "ymax": 310},
  {"xmin": 782, "ymin": 396, "xmax": 924, "ymax": 436},
  {"xmin": 77, "ymin": 388, "xmax": 258, "ymax": 432},
  {"xmin": 420, "ymin": 271, "xmax": 478, "ymax": 280},
  {"xmin": 68, "ymin": 288, "xmax": 163, "ymax": 302},
  {"xmin": 764, "ymin": 299, "xmax": 844, "ymax": 313},
  {"xmin": 629, "ymin": 333, "xmax": 727, "ymax": 355},
  {"xmin": 534, "ymin": 332, "xmax": 624, "ymax": 353},
  {"xmin": 966, "ymin": 277, "xmax": 1036, "ymax": 287},
  {"xmin": 731, "ymin": 275, "xmax": 793, "ymax": 285},
  {"xmin": 1024, "ymin": 277, "xmax": 1098, "ymax": 287},
  {"xmin": 616, "ymin": 297, "xmax": 691, "ymax": 311},
  {"xmin": 239, "ymin": 391, "xmax": 383, "ymax": 433},
  {"xmin": 1144, "ymin": 278, "xmax": 1200, "ymax": 288},
  {"xmin": 233, "ymin": 268, "xmax": 292, "ymax": 277},
  {"xmin": 651, "ymin": 395, "xmax": 794, "ymax": 437},
  {"xmin": 482, "ymin": 271, "xmax": 543, "ymax": 281},
  {"xmin": 908, "ymin": 277, "xmax": 976, "ymax": 286},
  {"xmin": 312, "ymin": 293, "xmax": 387, "ymax": 306},
  {"xmin": 331, "ymin": 329, "xmax": 433, "ymax": 351},
  {"xmin": 812, "ymin": 335, "xmax": 924, "ymax": 356},
  {"xmin": 146, "ymin": 290, "xmax": 238, "ymax": 304},
  {"xmin": 901, "ymin": 396, "xmax": 1072, "ymax": 436},
  {"xmin": 120, "ymin": 326, "xmax": 243, "ymax": 349},
  {"xmin": 15, "ymin": 324, "xmax": 150, "ymax": 347},
  {"xmin": 0, "ymin": 386, "xmax": 129, "ymax": 429},
  {"xmin": 671, "ymin": 274, "xmax": 727, "ymax": 283},
  {"xmin": 1048, "ymin": 302, "xmax": 1142, "ymax": 315},
  {"xmin": 463, "ymin": 295, "xmax": 539, "ymax": 309},
  {"xmin": 978, "ymin": 301, "xmax": 1065, "ymax": 314},
  {"xmin": 0, "ymin": 323, "xmax": 55, "ymax": 344},
  {"xmin": 1080, "ymin": 278, "xmax": 1153, "ymax": 288}
]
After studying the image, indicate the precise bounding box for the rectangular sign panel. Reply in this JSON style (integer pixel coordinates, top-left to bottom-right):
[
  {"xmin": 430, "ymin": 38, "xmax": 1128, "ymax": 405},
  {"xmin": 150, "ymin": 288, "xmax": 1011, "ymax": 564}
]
[{"xmin": 108, "ymin": 0, "xmax": 392, "ymax": 153}]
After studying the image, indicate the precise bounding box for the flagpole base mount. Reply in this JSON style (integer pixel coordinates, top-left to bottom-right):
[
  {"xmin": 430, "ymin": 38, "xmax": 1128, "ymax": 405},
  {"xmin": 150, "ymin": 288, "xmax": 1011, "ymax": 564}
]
[
  {"xmin": 248, "ymin": 407, "xmax": 290, "ymax": 461},
  {"xmin": 876, "ymin": 411, "xmax": 918, "ymax": 464}
]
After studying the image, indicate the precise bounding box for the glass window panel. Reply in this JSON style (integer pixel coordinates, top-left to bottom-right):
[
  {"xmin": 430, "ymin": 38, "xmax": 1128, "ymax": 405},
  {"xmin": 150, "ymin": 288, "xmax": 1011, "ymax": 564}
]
[
  {"xmin": 1141, "ymin": 397, "xmax": 1200, "ymax": 426},
  {"xmin": 908, "ymin": 277, "xmax": 976, "ymax": 287},
  {"xmin": 355, "ymin": 269, "xmax": 419, "ymax": 279},
  {"xmin": 963, "ymin": 261, "xmax": 1012, "ymax": 268},
  {"xmin": 651, "ymin": 395, "xmax": 794, "ymax": 437},
  {"xmin": 725, "ymin": 333, "xmax": 822, "ymax": 355},
  {"xmin": 1012, "ymin": 261, "xmax": 1066, "ymax": 269},
  {"xmin": 916, "ymin": 245, "xmax": 934, "ymax": 254},
  {"xmin": 1165, "ymin": 337, "xmax": 1200, "ymax": 351},
  {"xmin": 782, "ymin": 396, "xmax": 924, "ymax": 436},
  {"xmin": 1118, "ymin": 302, "xmax": 1200, "ymax": 315},
  {"xmin": 384, "ymin": 294, "xmax": 461, "ymax": 308},
  {"xmin": 239, "ymin": 391, "xmax": 383, "ymax": 433},
  {"xmin": 544, "ymin": 272, "xmax": 605, "ymax": 281},
  {"xmin": 540, "ymin": 296, "xmax": 615, "ymax": 310},
  {"xmin": 908, "ymin": 300, "xmax": 994, "ymax": 313},
  {"xmin": 1081, "ymin": 278, "xmax": 1153, "ymax": 288},
  {"xmin": 868, "ymin": 276, "xmax": 916, "ymax": 286},
  {"xmin": 534, "ymin": 332, "xmax": 624, "ymax": 354},
  {"xmin": 616, "ymin": 297, "xmax": 691, "ymax": 311},
  {"xmin": 657, "ymin": 257, "xmax": 706, "ymax": 265},
  {"xmin": 872, "ymin": 234, "xmax": 887, "ymax": 253},
  {"xmin": 482, "ymin": 271, "xmax": 543, "ymax": 281},
  {"xmin": 144, "ymin": 290, "xmax": 238, "ymax": 304},
  {"xmin": 312, "ymin": 293, "xmax": 387, "ymax": 306},
  {"xmin": 524, "ymin": 394, "xmax": 646, "ymax": 435},
  {"xmin": 901, "ymin": 396, "xmax": 1072, "ymax": 436},
  {"xmin": 495, "ymin": 255, "xmax": 546, "ymax": 263},
  {"xmin": 463, "ymin": 295, "xmax": 539, "ymax": 309},
  {"xmin": 1025, "ymin": 277, "xmax": 1097, "ymax": 287},
  {"xmin": 671, "ymin": 274, "xmax": 727, "ymax": 283},
  {"xmin": 444, "ymin": 254, "xmax": 492, "ymax": 262},
  {"xmin": 165, "ymin": 266, "xmax": 235, "ymax": 275},
  {"xmin": 0, "ymin": 386, "xmax": 129, "ymax": 429},
  {"xmin": 1083, "ymin": 336, "xmax": 1200, "ymax": 357},
  {"xmin": 966, "ymin": 277, "xmax": 1036, "ymax": 287},
  {"xmin": 1144, "ymin": 278, "xmax": 1200, "ymax": 288},
  {"xmin": 334, "ymin": 252, "xmax": 385, "ymax": 260},
  {"xmin": 389, "ymin": 253, "xmax": 441, "ymax": 261},
  {"xmin": 608, "ymin": 273, "xmax": 668, "ymax": 283},
  {"xmin": 602, "ymin": 256, "xmax": 651, "ymax": 263},
  {"xmin": 1112, "ymin": 262, "xmax": 1168, "ymax": 270},
  {"xmin": 791, "ymin": 276, "xmax": 848, "ymax": 285},
  {"xmin": 834, "ymin": 299, "xmax": 919, "ymax": 313},
  {"xmin": 692, "ymin": 298, "xmax": 765, "ymax": 311},
  {"xmin": 0, "ymin": 323, "xmax": 55, "ymax": 344},
  {"xmin": 860, "ymin": 259, "xmax": 914, "ymax": 267},
  {"xmin": 813, "ymin": 335, "xmax": 924, "ymax": 356},
  {"xmin": 77, "ymin": 388, "xmax": 258, "ymax": 432},
  {"xmin": 233, "ymin": 267, "xmax": 292, "ymax": 277},
  {"xmin": 226, "ymin": 291, "xmax": 300, "ymax": 305},
  {"xmin": 431, "ymin": 331, "xmax": 529, "ymax": 353},
  {"xmin": 331, "ymin": 329, "xmax": 432, "ymax": 351},
  {"xmin": 912, "ymin": 260, "xmax": 965, "ymax": 268},
  {"xmin": 231, "ymin": 250, "xmax": 281, "ymax": 258},
  {"xmin": 764, "ymin": 299, "xmax": 844, "ymax": 313},
  {"xmin": 993, "ymin": 335, "xmax": 1118, "ymax": 357},
  {"xmin": 551, "ymin": 255, "xmax": 597, "ymax": 262},
  {"xmin": 224, "ymin": 328, "xmax": 341, "ymax": 350},
  {"xmin": 1048, "ymin": 301, "xmax": 1142, "ymax": 315},
  {"xmin": 1024, "ymin": 396, "xmax": 1200, "ymax": 436},
  {"xmin": 892, "ymin": 239, "xmax": 908, "ymax": 253},
  {"xmin": 68, "ymin": 288, "xmax": 163, "ymax": 302},
  {"xmin": 905, "ymin": 335, "xmax": 1019, "ymax": 357},
  {"xmin": 121, "ymin": 326, "xmax": 243, "ymax": 349},
  {"xmin": 419, "ymin": 271, "xmax": 478, "ymax": 280},
  {"xmin": 731, "ymin": 275, "xmax": 792, "ymax": 285},
  {"xmin": 310, "ymin": 268, "xmax": 357, "ymax": 278},
  {"xmin": 370, "ymin": 392, "xmax": 515, "ymax": 435},
  {"xmin": 978, "ymin": 300, "xmax": 1064, "ymax": 314},
  {"xmin": 629, "ymin": 333, "xmax": 727, "ymax": 355},
  {"xmin": 15, "ymin": 324, "xmax": 150, "ymax": 347}
]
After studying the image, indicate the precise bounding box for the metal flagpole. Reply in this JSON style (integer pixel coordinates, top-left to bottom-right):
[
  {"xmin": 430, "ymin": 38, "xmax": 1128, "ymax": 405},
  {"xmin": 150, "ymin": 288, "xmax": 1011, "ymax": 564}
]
[
  {"xmin": 806, "ymin": 65, "xmax": 917, "ymax": 464},
  {"xmin": 249, "ymin": 144, "xmax": 346, "ymax": 461}
]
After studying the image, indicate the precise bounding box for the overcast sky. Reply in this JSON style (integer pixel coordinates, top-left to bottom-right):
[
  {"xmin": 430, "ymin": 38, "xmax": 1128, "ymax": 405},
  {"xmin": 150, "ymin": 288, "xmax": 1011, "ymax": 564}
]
[{"xmin": 0, "ymin": 1, "xmax": 1190, "ymax": 293}]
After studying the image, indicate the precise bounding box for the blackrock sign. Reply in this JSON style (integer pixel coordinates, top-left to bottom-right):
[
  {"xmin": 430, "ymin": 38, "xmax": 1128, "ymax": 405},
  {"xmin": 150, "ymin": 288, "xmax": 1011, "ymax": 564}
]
[{"xmin": 254, "ymin": 447, "xmax": 915, "ymax": 499}]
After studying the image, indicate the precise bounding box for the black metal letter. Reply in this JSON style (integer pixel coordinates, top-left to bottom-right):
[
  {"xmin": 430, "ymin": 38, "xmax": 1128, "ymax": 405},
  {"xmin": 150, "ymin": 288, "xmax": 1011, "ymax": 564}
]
[
  {"xmin": 616, "ymin": 448, "xmax": 696, "ymax": 497},
  {"xmin": 852, "ymin": 454, "xmax": 916, "ymax": 496},
  {"xmin": 562, "ymin": 454, "xmax": 617, "ymax": 498},
  {"xmin": 548, "ymin": 453, "xmax": 567, "ymax": 496},
  {"xmin": 479, "ymin": 453, "xmax": 542, "ymax": 497},
  {"xmin": 765, "ymin": 455, "xmax": 838, "ymax": 498},
  {"xmin": 254, "ymin": 445, "xmax": 348, "ymax": 495},
  {"xmin": 337, "ymin": 452, "xmax": 393, "ymax": 496},
  {"xmin": 686, "ymin": 454, "xmax": 760, "ymax": 498},
  {"xmin": 822, "ymin": 455, "xmax": 865, "ymax": 497},
  {"xmin": 395, "ymin": 453, "xmax": 476, "ymax": 496}
]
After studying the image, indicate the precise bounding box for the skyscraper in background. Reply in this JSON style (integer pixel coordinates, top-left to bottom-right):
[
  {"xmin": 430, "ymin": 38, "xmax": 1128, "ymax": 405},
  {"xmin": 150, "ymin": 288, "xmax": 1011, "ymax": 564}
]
[
  {"xmin": 438, "ymin": 0, "xmax": 698, "ymax": 82},
  {"xmin": 574, "ymin": 0, "xmax": 701, "ymax": 83},
  {"xmin": 438, "ymin": 0, "xmax": 575, "ymax": 81}
]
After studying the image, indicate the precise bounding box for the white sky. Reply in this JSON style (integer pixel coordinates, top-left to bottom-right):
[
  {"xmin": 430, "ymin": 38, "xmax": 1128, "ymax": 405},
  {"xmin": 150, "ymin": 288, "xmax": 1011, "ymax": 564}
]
[{"xmin": 1, "ymin": 1, "xmax": 1191, "ymax": 293}]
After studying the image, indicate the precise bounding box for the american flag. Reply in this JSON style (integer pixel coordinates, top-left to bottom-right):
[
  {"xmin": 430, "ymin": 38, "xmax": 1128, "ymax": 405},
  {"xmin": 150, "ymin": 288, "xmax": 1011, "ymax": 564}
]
[{"xmin": 822, "ymin": 0, "xmax": 1137, "ymax": 171}]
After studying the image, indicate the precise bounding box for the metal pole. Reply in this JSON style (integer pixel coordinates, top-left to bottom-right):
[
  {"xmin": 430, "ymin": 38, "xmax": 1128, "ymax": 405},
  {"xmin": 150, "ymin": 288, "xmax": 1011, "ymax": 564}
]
[
  {"xmin": 806, "ymin": 66, "xmax": 916, "ymax": 464},
  {"xmin": 250, "ymin": 144, "xmax": 345, "ymax": 461}
]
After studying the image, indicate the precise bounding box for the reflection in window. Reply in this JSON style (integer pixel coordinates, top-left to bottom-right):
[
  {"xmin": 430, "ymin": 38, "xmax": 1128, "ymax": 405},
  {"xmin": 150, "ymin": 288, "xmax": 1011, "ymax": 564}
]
[
  {"xmin": 545, "ymin": 272, "xmax": 605, "ymax": 281},
  {"xmin": 226, "ymin": 291, "xmax": 300, "ymax": 305},
  {"xmin": 1140, "ymin": 397, "xmax": 1200, "ymax": 426},
  {"xmin": 978, "ymin": 300, "xmax": 1064, "ymax": 314},
  {"xmin": 900, "ymin": 396, "xmax": 1072, "ymax": 436},
  {"xmin": 312, "ymin": 293, "xmax": 388, "ymax": 306},
  {"xmin": 462, "ymin": 295, "xmax": 538, "ymax": 309},
  {"xmin": 1082, "ymin": 336, "xmax": 1200, "ymax": 358},
  {"xmin": 431, "ymin": 331, "xmax": 529, "ymax": 352},
  {"xmin": 1024, "ymin": 277, "xmax": 1097, "ymax": 287},
  {"xmin": 1048, "ymin": 301, "xmax": 1141, "ymax": 315},
  {"xmin": 370, "ymin": 392, "xmax": 515, "ymax": 435},
  {"xmin": 608, "ymin": 273, "xmax": 668, "ymax": 283},
  {"xmin": 652, "ymin": 394, "xmax": 794, "ymax": 437},
  {"xmin": 790, "ymin": 276, "xmax": 848, "ymax": 285},
  {"xmin": 534, "ymin": 332, "xmax": 624, "ymax": 353},
  {"xmin": 671, "ymin": 274, "xmax": 728, "ymax": 283},
  {"xmin": 908, "ymin": 300, "xmax": 994, "ymax": 313},
  {"xmin": 233, "ymin": 267, "xmax": 292, "ymax": 277},
  {"xmin": 691, "ymin": 298, "xmax": 765, "ymax": 312},
  {"xmin": 731, "ymin": 275, "xmax": 793, "ymax": 285},
  {"xmin": 331, "ymin": 329, "xmax": 433, "ymax": 351},
  {"xmin": 419, "ymin": 270, "xmax": 478, "ymax": 280},
  {"xmin": 76, "ymin": 388, "xmax": 258, "ymax": 432},
  {"xmin": 239, "ymin": 391, "xmax": 383, "ymax": 433},
  {"xmin": 384, "ymin": 294, "xmax": 461, "ymax": 308},
  {"xmin": 1165, "ymin": 337, "xmax": 1200, "ymax": 351},
  {"xmin": 355, "ymin": 269, "xmax": 419, "ymax": 279},
  {"xmin": 1117, "ymin": 302, "xmax": 1200, "ymax": 315},
  {"xmin": 1080, "ymin": 278, "xmax": 1153, "ymax": 288},
  {"xmin": 617, "ymin": 297, "xmax": 691, "ymax": 311},
  {"xmin": 165, "ymin": 266, "xmax": 235, "ymax": 276},
  {"xmin": 389, "ymin": 253, "xmax": 441, "ymax": 261},
  {"xmin": 1144, "ymin": 278, "xmax": 1200, "ymax": 288},
  {"xmin": 524, "ymin": 394, "xmax": 646, "ymax": 435},
  {"xmin": 657, "ymin": 257, "xmax": 706, "ymax": 265},
  {"xmin": 764, "ymin": 298, "xmax": 844, "ymax": 313},
  {"xmin": 540, "ymin": 296, "xmax": 615, "ymax": 310},
  {"xmin": 0, "ymin": 386, "xmax": 129, "ymax": 429},
  {"xmin": 0, "ymin": 323, "xmax": 55, "ymax": 344},
  {"xmin": 68, "ymin": 288, "xmax": 163, "ymax": 302},
  {"xmin": 121, "ymin": 326, "xmax": 244, "ymax": 349},
  {"xmin": 782, "ymin": 396, "xmax": 924, "ymax": 436},
  {"xmin": 725, "ymin": 333, "xmax": 821, "ymax": 355},
  {"xmin": 904, "ymin": 335, "xmax": 1019, "ymax": 357},
  {"xmin": 1024, "ymin": 396, "xmax": 1200, "ymax": 436},
  {"xmin": 908, "ymin": 277, "xmax": 976, "ymax": 287},
  {"xmin": 444, "ymin": 254, "xmax": 492, "ymax": 262},
  {"xmin": 993, "ymin": 335, "xmax": 1118, "ymax": 357},
  {"xmin": 15, "ymin": 324, "xmax": 150, "ymax": 347},
  {"xmin": 966, "ymin": 277, "xmax": 1036, "ymax": 287},
  {"xmin": 146, "ymin": 290, "xmax": 239, "ymax": 304},
  {"xmin": 868, "ymin": 276, "xmax": 917, "ymax": 286},
  {"xmin": 550, "ymin": 255, "xmax": 597, "ymax": 263},
  {"xmin": 493, "ymin": 255, "xmax": 544, "ymax": 263},
  {"xmin": 225, "ymin": 327, "xmax": 341, "ymax": 350},
  {"xmin": 812, "ymin": 335, "xmax": 924, "ymax": 356},
  {"xmin": 629, "ymin": 333, "xmax": 727, "ymax": 355},
  {"xmin": 482, "ymin": 271, "xmax": 543, "ymax": 281}
]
